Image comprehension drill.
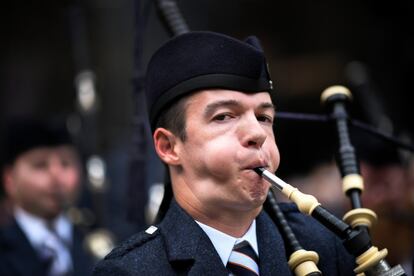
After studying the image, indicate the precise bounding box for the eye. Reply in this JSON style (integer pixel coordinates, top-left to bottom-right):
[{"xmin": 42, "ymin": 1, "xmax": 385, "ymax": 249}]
[
  {"xmin": 212, "ymin": 113, "xmax": 234, "ymax": 121},
  {"xmin": 257, "ymin": 114, "xmax": 274, "ymax": 124},
  {"xmin": 60, "ymin": 158, "xmax": 74, "ymax": 168},
  {"xmin": 31, "ymin": 160, "xmax": 48, "ymax": 169}
]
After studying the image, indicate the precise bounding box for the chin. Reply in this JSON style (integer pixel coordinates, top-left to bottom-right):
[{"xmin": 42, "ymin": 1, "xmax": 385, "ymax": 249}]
[
  {"xmin": 243, "ymin": 187, "xmax": 267, "ymax": 207},
  {"xmin": 35, "ymin": 209, "xmax": 60, "ymax": 220},
  {"xmin": 251, "ymin": 193, "xmax": 268, "ymax": 205},
  {"xmin": 250, "ymin": 182, "xmax": 269, "ymax": 200},
  {"xmin": 42, "ymin": 204, "xmax": 63, "ymax": 219}
]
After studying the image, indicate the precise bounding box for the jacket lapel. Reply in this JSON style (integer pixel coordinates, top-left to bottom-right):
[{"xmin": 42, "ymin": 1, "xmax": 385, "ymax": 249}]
[
  {"xmin": 256, "ymin": 211, "xmax": 292, "ymax": 276},
  {"xmin": 0, "ymin": 219, "xmax": 50, "ymax": 276},
  {"xmin": 160, "ymin": 200, "xmax": 229, "ymax": 275}
]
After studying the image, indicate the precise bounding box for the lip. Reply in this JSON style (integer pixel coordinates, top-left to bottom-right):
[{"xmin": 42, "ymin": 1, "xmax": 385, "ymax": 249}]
[{"xmin": 243, "ymin": 160, "xmax": 269, "ymax": 170}]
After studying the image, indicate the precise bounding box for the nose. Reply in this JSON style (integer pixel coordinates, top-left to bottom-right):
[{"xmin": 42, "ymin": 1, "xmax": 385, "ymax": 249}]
[
  {"xmin": 239, "ymin": 114, "xmax": 267, "ymax": 148},
  {"xmin": 49, "ymin": 158, "xmax": 65, "ymax": 182}
]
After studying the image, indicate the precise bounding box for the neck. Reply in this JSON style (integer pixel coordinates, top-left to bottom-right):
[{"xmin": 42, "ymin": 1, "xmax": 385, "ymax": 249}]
[
  {"xmin": 174, "ymin": 186, "xmax": 261, "ymax": 238},
  {"xmin": 15, "ymin": 204, "xmax": 60, "ymax": 223}
]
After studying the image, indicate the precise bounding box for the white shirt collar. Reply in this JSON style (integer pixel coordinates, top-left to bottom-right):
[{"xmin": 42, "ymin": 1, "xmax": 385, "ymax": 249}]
[
  {"xmin": 196, "ymin": 219, "xmax": 259, "ymax": 266},
  {"xmin": 14, "ymin": 206, "xmax": 73, "ymax": 250}
]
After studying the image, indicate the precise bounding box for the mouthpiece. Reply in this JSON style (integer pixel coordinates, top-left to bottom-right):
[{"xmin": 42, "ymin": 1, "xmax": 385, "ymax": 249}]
[
  {"xmin": 253, "ymin": 167, "xmax": 321, "ymax": 215},
  {"xmin": 253, "ymin": 167, "xmax": 265, "ymax": 175},
  {"xmin": 252, "ymin": 167, "xmax": 287, "ymax": 191}
]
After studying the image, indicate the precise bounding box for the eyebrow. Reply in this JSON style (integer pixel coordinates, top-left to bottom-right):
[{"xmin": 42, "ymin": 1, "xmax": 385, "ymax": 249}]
[
  {"xmin": 204, "ymin": 99, "xmax": 275, "ymax": 118},
  {"xmin": 259, "ymin": 102, "xmax": 276, "ymax": 112}
]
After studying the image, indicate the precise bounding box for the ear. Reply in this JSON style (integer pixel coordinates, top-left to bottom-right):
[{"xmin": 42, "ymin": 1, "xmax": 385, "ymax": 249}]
[
  {"xmin": 153, "ymin": 128, "xmax": 181, "ymax": 165},
  {"xmin": 2, "ymin": 166, "xmax": 16, "ymax": 197}
]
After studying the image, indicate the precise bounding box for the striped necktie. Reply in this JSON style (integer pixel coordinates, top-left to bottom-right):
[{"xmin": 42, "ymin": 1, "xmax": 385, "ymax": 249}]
[
  {"xmin": 41, "ymin": 223, "xmax": 72, "ymax": 276},
  {"xmin": 227, "ymin": 240, "xmax": 260, "ymax": 276}
]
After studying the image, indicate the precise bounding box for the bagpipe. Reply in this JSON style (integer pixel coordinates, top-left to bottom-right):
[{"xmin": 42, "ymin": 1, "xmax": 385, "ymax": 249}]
[{"xmin": 153, "ymin": 1, "xmax": 412, "ymax": 274}]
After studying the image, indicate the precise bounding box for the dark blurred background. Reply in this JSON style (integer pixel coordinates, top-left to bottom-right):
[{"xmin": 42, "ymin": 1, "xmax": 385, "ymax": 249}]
[{"xmin": 1, "ymin": 0, "xmax": 413, "ymax": 264}]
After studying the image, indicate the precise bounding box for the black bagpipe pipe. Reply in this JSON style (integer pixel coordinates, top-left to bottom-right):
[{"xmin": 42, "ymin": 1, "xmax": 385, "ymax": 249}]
[
  {"xmin": 319, "ymin": 86, "xmax": 407, "ymax": 275},
  {"xmin": 153, "ymin": 1, "xmax": 410, "ymax": 275},
  {"xmin": 321, "ymin": 86, "xmax": 374, "ymax": 213},
  {"xmin": 155, "ymin": 0, "xmax": 190, "ymax": 36}
]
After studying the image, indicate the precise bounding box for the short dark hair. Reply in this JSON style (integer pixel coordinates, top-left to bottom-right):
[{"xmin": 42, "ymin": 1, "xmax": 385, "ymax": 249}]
[{"xmin": 155, "ymin": 95, "xmax": 189, "ymax": 142}]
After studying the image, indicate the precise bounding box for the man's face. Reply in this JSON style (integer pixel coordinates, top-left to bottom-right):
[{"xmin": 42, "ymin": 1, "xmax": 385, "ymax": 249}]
[
  {"xmin": 175, "ymin": 89, "xmax": 280, "ymax": 212},
  {"xmin": 4, "ymin": 146, "xmax": 81, "ymax": 219}
]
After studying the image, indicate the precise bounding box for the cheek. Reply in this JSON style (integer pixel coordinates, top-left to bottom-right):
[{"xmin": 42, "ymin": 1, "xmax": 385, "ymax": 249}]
[
  {"xmin": 11, "ymin": 174, "xmax": 49, "ymax": 202},
  {"xmin": 16, "ymin": 169, "xmax": 50, "ymax": 191},
  {"xmin": 271, "ymin": 145, "xmax": 280, "ymax": 170},
  {"xmin": 188, "ymin": 137, "xmax": 238, "ymax": 178},
  {"xmin": 264, "ymin": 137, "xmax": 280, "ymax": 171},
  {"xmin": 61, "ymin": 169, "xmax": 80, "ymax": 190},
  {"xmin": 204, "ymin": 139, "xmax": 238, "ymax": 166}
]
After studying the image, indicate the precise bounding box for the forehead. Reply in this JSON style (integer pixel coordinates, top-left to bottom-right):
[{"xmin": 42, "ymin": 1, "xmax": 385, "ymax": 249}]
[{"xmin": 186, "ymin": 89, "xmax": 273, "ymax": 108}]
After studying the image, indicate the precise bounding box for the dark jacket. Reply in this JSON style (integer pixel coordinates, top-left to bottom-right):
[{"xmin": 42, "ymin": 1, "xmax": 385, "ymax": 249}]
[
  {"xmin": 93, "ymin": 200, "xmax": 356, "ymax": 275},
  {"xmin": 0, "ymin": 218, "xmax": 94, "ymax": 276}
]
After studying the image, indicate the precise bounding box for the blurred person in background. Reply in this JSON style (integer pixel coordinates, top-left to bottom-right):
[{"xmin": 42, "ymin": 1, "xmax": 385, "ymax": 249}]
[
  {"xmin": 353, "ymin": 129, "xmax": 414, "ymax": 275},
  {"xmin": 0, "ymin": 118, "xmax": 94, "ymax": 276}
]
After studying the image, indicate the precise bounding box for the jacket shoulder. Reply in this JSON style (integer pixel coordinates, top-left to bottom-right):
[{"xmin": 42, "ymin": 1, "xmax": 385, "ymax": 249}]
[
  {"xmin": 104, "ymin": 226, "xmax": 161, "ymax": 260},
  {"xmin": 93, "ymin": 226, "xmax": 173, "ymax": 275}
]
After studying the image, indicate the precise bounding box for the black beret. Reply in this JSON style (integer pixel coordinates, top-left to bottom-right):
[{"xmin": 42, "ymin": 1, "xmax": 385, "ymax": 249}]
[
  {"xmin": 145, "ymin": 31, "xmax": 274, "ymax": 131},
  {"xmin": 1, "ymin": 118, "xmax": 73, "ymax": 166}
]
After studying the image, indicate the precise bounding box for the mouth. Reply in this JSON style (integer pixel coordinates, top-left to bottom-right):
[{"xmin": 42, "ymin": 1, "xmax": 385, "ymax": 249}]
[{"xmin": 243, "ymin": 160, "xmax": 269, "ymax": 171}]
